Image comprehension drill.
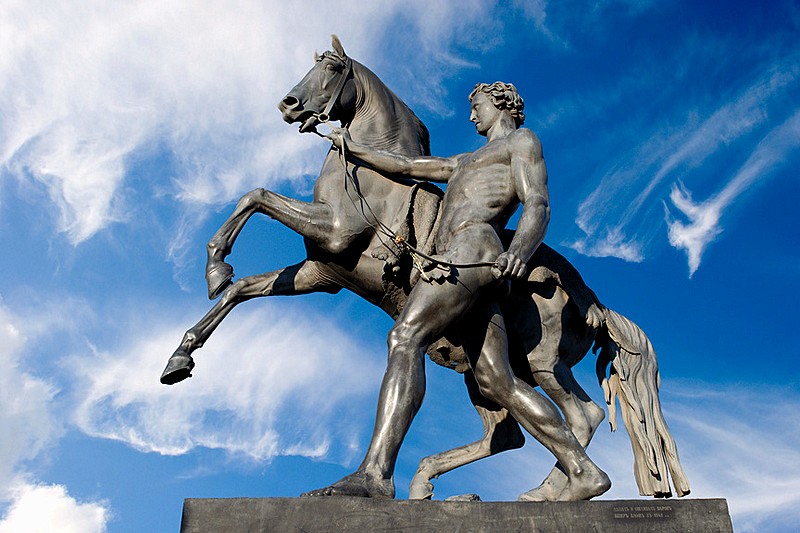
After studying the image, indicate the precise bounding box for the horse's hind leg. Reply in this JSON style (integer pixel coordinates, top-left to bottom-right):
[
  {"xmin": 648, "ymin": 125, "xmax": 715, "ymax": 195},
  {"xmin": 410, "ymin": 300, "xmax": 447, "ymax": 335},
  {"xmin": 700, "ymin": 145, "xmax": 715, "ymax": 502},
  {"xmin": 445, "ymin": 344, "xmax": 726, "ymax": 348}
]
[
  {"xmin": 517, "ymin": 363, "xmax": 605, "ymax": 501},
  {"xmin": 206, "ymin": 188, "xmax": 367, "ymax": 298},
  {"xmin": 161, "ymin": 260, "xmax": 340, "ymax": 384},
  {"xmin": 409, "ymin": 371, "xmax": 524, "ymax": 500}
]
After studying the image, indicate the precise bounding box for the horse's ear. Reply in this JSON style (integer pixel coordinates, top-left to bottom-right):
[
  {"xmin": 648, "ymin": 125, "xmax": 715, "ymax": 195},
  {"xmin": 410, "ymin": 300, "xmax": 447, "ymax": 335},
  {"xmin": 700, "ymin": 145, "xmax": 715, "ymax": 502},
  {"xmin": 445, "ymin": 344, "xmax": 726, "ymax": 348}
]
[
  {"xmin": 314, "ymin": 49, "xmax": 320, "ymax": 62},
  {"xmin": 331, "ymin": 34, "xmax": 346, "ymax": 58}
]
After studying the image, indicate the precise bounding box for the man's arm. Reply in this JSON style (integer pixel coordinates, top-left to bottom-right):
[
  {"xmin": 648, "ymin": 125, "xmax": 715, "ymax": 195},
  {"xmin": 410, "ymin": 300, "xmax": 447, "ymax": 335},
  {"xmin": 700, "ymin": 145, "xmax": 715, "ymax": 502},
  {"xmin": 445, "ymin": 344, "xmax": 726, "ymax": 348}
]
[
  {"xmin": 495, "ymin": 129, "xmax": 550, "ymax": 279},
  {"xmin": 328, "ymin": 128, "xmax": 460, "ymax": 183}
]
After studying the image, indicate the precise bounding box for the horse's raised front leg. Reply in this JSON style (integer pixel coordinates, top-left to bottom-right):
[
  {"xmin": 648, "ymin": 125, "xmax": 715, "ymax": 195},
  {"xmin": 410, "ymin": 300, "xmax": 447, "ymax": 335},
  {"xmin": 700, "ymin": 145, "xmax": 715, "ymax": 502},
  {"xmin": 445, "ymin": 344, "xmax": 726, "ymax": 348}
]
[
  {"xmin": 409, "ymin": 372, "xmax": 525, "ymax": 500},
  {"xmin": 206, "ymin": 188, "xmax": 369, "ymax": 299},
  {"xmin": 161, "ymin": 260, "xmax": 340, "ymax": 384}
]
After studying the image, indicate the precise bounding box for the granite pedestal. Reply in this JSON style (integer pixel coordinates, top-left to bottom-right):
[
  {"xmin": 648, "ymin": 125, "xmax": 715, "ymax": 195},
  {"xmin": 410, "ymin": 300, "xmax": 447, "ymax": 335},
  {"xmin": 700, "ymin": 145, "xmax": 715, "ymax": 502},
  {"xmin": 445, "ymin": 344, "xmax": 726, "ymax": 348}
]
[{"xmin": 179, "ymin": 497, "xmax": 733, "ymax": 532}]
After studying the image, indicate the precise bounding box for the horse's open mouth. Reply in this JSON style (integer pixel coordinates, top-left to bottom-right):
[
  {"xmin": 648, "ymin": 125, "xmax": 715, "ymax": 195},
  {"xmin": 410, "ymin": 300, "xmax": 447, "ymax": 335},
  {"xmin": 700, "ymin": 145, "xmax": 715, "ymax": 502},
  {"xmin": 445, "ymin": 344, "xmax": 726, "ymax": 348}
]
[{"xmin": 299, "ymin": 113, "xmax": 320, "ymax": 133}]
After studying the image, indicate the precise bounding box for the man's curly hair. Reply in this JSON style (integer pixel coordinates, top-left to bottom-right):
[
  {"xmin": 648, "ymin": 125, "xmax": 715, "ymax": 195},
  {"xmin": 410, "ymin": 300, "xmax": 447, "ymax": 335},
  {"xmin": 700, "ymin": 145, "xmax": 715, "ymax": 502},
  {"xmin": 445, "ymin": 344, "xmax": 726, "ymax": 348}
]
[{"xmin": 469, "ymin": 82, "xmax": 525, "ymax": 127}]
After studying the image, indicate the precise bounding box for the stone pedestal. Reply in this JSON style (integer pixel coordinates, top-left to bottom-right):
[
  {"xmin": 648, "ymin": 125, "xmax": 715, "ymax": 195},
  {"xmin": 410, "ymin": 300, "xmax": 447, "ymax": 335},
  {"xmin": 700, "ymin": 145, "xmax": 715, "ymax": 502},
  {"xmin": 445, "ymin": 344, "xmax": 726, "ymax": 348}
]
[{"xmin": 179, "ymin": 497, "xmax": 733, "ymax": 532}]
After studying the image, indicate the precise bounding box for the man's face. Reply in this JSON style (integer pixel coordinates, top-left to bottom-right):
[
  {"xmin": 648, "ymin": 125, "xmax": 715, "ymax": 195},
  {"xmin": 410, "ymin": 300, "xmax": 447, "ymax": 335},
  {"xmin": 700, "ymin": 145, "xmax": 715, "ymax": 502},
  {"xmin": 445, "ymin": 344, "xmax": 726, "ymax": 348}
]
[{"xmin": 470, "ymin": 91, "xmax": 502, "ymax": 136}]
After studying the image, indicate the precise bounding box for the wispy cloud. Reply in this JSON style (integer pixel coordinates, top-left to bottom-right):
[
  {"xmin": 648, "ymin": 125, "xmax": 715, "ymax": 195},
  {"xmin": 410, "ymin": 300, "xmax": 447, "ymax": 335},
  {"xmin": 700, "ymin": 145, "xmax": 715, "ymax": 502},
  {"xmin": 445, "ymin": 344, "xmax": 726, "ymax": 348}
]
[
  {"xmin": 570, "ymin": 227, "xmax": 644, "ymax": 262},
  {"xmin": 0, "ymin": 0, "xmax": 552, "ymax": 246},
  {"xmin": 666, "ymin": 110, "xmax": 800, "ymax": 275},
  {"xmin": 432, "ymin": 378, "xmax": 800, "ymax": 532},
  {"xmin": 2, "ymin": 288, "xmax": 385, "ymax": 521},
  {"xmin": 0, "ymin": 303, "xmax": 110, "ymax": 531},
  {"xmin": 1, "ymin": 0, "xmax": 314, "ymax": 243},
  {"xmin": 71, "ymin": 303, "xmax": 384, "ymax": 463},
  {"xmin": 663, "ymin": 384, "xmax": 800, "ymax": 533},
  {"xmin": 509, "ymin": 0, "xmax": 560, "ymax": 45},
  {"xmin": 568, "ymin": 53, "xmax": 800, "ymax": 272},
  {"xmin": 0, "ymin": 305, "xmax": 62, "ymax": 494}
]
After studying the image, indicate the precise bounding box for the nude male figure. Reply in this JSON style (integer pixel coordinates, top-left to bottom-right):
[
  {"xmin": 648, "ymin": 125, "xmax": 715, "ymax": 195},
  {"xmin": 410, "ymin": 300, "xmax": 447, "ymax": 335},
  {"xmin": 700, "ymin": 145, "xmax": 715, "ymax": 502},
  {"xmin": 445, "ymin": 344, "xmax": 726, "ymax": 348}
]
[{"xmin": 306, "ymin": 82, "xmax": 610, "ymax": 501}]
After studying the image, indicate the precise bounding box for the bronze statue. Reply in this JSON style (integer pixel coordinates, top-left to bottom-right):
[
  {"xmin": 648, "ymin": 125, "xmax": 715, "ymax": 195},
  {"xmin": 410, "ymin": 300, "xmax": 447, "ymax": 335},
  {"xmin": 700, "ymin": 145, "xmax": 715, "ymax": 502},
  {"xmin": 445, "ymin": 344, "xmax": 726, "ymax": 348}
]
[
  {"xmin": 160, "ymin": 36, "xmax": 689, "ymax": 502},
  {"xmin": 312, "ymin": 81, "xmax": 612, "ymax": 502}
]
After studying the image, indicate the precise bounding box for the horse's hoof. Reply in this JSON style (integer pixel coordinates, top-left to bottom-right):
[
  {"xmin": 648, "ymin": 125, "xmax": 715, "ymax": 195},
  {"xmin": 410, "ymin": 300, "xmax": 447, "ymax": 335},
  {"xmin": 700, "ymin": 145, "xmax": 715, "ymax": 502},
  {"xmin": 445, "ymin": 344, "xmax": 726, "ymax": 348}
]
[
  {"xmin": 206, "ymin": 262, "xmax": 234, "ymax": 300},
  {"xmin": 408, "ymin": 479, "xmax": 434, "ymax": 500},
  {"xmin": 445, "ymin": 493, "xmax": 481, "ymax": 502},
  {"xmin": 160, "ymin": 351, "xmax": 195, "ymax": 385}
]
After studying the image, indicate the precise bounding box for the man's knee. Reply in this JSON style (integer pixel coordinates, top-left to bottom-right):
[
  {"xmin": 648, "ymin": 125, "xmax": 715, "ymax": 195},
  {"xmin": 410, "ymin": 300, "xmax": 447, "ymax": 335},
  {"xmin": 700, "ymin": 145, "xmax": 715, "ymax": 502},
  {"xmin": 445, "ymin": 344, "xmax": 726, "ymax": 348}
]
[{"xmin": 387, "ymin": 322, "xmax": 427, "ymax": 358}]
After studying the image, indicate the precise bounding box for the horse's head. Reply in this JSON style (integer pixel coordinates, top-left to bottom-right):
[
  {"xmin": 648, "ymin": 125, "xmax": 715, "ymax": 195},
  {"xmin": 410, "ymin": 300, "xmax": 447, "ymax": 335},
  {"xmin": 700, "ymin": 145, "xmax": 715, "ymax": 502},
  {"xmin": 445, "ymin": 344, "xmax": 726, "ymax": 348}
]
[{"xmin": 279, "ymin": 35, "xmax": 357, "ymax": 133}]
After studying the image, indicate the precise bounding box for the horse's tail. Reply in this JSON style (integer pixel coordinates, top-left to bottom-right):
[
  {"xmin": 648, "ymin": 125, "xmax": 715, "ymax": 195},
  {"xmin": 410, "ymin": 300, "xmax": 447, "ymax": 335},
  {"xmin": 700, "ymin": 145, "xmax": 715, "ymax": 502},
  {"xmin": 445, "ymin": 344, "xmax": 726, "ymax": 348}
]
[{"xmin": 595, "ymin": 308, "xmax": 691, "ymax": 498}]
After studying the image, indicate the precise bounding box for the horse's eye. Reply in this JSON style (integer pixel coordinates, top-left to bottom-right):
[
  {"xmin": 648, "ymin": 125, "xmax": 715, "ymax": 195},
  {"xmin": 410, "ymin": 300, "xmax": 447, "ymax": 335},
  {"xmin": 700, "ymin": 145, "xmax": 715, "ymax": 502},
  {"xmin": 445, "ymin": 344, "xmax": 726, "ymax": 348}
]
[{"xmin": 325, "ymin": 63, "xmax": 336, "ymax": 72}]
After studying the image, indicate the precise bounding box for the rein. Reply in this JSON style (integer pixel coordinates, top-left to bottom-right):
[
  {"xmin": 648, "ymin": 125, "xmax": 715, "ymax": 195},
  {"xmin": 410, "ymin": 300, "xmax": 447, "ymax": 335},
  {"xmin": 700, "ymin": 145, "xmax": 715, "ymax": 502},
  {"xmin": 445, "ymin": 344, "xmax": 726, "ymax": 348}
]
[
  {"xmin": 311, "ymin": 124, "xmax": 498, "ymax": 276},
  {"xmin": 304, "ymin": 59, "xmax": 498, "ymax": 276}
]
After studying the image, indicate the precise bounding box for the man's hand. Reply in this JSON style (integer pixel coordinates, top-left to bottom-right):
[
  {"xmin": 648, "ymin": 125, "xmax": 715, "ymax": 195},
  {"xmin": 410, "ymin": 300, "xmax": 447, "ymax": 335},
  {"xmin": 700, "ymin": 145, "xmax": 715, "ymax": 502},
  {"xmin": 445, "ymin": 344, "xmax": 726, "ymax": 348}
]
[
  {"xmin": 585, "ymin": 303, "xmax": 604, "ymax": 329},
  {"xmin": 327, "ymin": 127, "xmax": 352, "ymax": 151},
  {"xmin": 492, "ymin": 252, "xmax": 527, "ymax": 280}
]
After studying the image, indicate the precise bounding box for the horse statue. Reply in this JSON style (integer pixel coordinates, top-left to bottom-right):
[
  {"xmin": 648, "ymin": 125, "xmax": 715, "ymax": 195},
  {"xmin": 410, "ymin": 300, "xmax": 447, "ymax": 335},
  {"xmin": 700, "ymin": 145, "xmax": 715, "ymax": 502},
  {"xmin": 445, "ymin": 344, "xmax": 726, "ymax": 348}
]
[{"xmin": 160, "ymin": 36, "xmax": 689, "ymax": 501}]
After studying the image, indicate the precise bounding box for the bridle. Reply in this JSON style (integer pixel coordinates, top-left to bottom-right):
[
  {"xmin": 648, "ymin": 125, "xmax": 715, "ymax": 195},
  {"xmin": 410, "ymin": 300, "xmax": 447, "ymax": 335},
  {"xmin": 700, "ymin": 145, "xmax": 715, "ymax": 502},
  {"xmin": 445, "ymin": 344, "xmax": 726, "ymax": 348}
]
[
  {"xmin": 306, "ymin": 56, "xmax": 498, "ymax": 278},
  {"xmin": 315, "ymin": 55, "xmax": 353, "ymax": 125}
]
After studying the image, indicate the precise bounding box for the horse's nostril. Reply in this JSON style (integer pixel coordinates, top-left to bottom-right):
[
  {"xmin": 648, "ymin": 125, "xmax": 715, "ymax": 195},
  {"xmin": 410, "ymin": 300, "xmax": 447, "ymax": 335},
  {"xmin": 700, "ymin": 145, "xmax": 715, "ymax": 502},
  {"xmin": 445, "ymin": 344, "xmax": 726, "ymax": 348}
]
[{"xmin": 281, "ymin": 95, "xmax": 300, "ymax": 109}]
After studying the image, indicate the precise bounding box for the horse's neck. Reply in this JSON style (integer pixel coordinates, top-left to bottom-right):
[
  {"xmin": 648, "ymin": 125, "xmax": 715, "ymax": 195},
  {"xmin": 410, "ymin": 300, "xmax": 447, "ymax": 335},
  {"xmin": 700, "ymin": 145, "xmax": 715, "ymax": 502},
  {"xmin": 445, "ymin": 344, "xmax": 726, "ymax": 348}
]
[{"xmin": 347, "ymin": 64, "xmax": 424, "ymax": 157}]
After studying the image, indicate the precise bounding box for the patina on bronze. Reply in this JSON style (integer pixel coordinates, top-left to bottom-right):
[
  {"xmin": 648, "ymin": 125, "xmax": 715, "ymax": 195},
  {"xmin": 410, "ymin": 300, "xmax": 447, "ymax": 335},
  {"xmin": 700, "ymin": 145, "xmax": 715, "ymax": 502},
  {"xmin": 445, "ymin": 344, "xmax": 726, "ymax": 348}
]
[{"xmin": 161, "ymin": 36, "xmax": 689, "ymax": 502}]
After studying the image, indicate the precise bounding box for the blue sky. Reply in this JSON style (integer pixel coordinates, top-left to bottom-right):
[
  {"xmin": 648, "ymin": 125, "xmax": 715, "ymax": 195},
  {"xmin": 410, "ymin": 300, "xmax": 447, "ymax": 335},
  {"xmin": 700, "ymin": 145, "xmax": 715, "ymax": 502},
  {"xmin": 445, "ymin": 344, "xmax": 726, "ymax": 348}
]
[{"xmin": 1, "ymin": 1, "xmax": 799, "ymax": 531}]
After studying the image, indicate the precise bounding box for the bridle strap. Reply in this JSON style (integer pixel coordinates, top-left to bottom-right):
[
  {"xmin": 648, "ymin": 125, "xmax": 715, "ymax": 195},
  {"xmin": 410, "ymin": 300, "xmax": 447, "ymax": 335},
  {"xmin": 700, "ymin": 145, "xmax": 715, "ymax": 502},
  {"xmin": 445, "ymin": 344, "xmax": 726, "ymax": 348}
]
[{"xmin": 317, "ymin": 57, "xmax": 352, "ymax": 124}]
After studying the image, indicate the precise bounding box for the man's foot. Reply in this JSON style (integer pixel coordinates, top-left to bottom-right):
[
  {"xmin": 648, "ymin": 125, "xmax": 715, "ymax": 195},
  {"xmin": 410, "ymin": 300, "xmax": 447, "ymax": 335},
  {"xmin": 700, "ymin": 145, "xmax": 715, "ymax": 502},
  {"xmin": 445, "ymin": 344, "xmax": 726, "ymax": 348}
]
[
  {"xmin": 301, "ymin": 471, "xmax": 394, "ymax": 499},
  {"xmin": 556, "ymin": 466, "xmax": 611, "ymax": 501},
  {"xmin": 517, "ymin": 473, "xmax": 566, "ymax": 502},
  {"xmin": 160, "ymin": 350, "xmax": 195, "ymax": 385},
  {"xmin": 206, "ymin": 261, "xmax": 234, "ymax": 300}
]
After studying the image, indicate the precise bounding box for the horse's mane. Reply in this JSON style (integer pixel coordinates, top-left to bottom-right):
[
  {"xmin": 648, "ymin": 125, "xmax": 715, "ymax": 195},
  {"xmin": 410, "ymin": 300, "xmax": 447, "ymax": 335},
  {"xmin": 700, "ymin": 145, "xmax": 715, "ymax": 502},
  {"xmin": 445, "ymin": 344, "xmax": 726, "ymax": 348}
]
[
  {"xmin": 411, "ymin": 112, "xmax": 431, "ymax": 156},
  {"xmin": 350, "ymin": 59, "xmax": 431, "ymax": 157}
]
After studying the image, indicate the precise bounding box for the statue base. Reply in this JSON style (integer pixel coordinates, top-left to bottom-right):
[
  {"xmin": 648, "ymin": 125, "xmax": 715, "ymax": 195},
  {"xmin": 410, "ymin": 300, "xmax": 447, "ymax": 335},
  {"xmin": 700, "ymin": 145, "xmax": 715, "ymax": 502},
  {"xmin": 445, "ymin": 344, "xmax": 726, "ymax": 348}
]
[{"xmin": 179, "ymin": 497, "xmax": 733, "ymax": 532}]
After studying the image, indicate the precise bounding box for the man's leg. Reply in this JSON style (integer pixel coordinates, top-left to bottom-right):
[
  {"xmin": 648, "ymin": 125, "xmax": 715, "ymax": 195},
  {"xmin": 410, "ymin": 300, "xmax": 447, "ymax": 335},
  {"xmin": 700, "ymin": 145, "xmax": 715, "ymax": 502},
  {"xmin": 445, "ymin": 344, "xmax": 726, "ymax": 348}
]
[
  {"xmin": 303, "ymin": 264, "xmax": 487, "ymax": 498},
  {"xmin": 465, "ymin": 303, "xmax": 611, "ymax": 501}
]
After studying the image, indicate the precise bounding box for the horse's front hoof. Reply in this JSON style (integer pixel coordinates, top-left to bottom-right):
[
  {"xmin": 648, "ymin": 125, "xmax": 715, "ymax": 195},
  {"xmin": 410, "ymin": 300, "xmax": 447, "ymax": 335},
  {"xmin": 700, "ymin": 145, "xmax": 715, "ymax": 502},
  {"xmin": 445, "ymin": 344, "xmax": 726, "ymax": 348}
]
[
  {"xmin": 160, "ymin": 351, "xmax": 195, "ymax": 385},
  {"xmin": 206, "ymin": 261, "xmax": 234, "ymax": 300}
]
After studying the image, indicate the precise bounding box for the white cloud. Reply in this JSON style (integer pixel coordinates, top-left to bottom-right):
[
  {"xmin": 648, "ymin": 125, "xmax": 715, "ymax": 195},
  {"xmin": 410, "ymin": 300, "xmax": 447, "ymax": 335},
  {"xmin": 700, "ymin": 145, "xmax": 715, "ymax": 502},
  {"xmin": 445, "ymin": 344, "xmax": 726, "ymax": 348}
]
[
  {"xmin": 0, "ymin": 302, "xmax": 109, "ymax": 532},
  {"xmin": 662, "ymin": 384, "xmax": 800, "ymax": 533},
  {"xmin": 0, "ymin": 0, "xmax": 323, "ymax": 243},
  {"xmin": 666, "ymin": 110, "xmax": 800, "ymax": 275},
  {"xmin": 0, "ymin": 0, "xmax": 532, "ymax": 245},
  {"xmin": 0, "ymin": 304, "xmax": 62, "ymax": 493},
  {"xmin": 445, "ymin": 379, "xmax": 800, "ymax": 532},
  {"xmin": 569, "ymin": 227, "xmax": 644, "ymax": 262},
  {"xmin": 0, "ymin": 482, "xmax": 108, "ymax": 533},
  {"xmin": 570, "ymin": 56, "xmax": 799, "ymax": 268},
  {"xmin": 71, "ymin": 303, "xmax": 384, "ymax": 463},
  {"xmin": 510, "ymin": 0, "xmax": 557, "ymax": 44}
]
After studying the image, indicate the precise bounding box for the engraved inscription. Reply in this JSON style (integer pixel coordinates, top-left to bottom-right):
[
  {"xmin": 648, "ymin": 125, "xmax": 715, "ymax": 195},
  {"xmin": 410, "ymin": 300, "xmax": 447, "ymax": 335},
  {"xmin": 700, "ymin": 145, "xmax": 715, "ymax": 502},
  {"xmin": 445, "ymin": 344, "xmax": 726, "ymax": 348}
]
[{"xmin": 612, "ymin": 504, "xmax": 674, "ymax": 520}]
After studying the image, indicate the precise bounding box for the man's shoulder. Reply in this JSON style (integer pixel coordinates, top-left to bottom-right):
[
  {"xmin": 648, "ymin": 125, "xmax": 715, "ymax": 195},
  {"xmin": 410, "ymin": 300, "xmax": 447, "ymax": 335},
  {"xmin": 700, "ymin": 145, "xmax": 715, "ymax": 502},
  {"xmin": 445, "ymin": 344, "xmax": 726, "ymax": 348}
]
[{"xmin": 507, "ymin": 128, "xmax": 542, "ymax": 156}]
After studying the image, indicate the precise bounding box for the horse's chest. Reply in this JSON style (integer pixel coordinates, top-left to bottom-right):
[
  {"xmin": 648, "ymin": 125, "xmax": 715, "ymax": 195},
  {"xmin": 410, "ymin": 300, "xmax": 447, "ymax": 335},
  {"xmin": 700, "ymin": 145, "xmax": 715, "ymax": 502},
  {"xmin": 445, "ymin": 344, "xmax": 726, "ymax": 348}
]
[{"xmin": 313, "ymin": 158, "xmax": 354, "ymax": 200}]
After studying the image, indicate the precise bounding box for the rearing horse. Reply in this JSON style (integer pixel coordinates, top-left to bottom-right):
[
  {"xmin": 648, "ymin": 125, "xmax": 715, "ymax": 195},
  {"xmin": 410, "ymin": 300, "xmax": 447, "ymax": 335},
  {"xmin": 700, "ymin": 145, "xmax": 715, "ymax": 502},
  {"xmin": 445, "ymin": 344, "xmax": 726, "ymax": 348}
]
[
  {"xmin": 160, "ymin": 37, "xmax": 433, "ymax": 379},
  {"xmin": 160, "ymin": 36, "xmax": 689, "ymax": 501}
]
